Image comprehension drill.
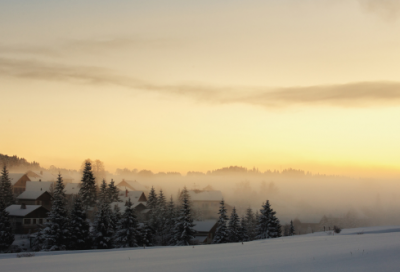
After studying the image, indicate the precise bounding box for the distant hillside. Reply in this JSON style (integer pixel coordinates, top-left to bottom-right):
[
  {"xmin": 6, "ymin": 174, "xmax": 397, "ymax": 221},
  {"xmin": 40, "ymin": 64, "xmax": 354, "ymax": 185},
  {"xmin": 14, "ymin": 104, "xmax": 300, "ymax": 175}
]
[{"xmin": 0, "ymin": 153, "xmax": 41, "ymax": 172}]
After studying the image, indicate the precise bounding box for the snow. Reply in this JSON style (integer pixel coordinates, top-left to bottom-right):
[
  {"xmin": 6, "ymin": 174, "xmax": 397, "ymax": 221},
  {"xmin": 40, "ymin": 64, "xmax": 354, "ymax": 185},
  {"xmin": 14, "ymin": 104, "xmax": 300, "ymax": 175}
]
[
  {"xmin": 188, "ymin": 190, "xmax": 223, "ymax": 201},
  {"xmin": 5, "ymin": 205, "xmax": 44, "ymax": 217},
  {"xmin": 117, "ymin": 180, "xmax": 148, "ymax": 192},
  {"xmin": 25, "ymin": 181, "xmax": 54, "ymax": 192},
  {"xmin": 27, "ymin": 171, "xmax": 57, "ymax": 182},
  {"xmin": 193, "ymin": 220, "xmax": 217, "ymax": 232},
  {"xmin": 1, "ymin": 226, "xmax": 400, "ymax": 271},
  {"xmin": 8, "ymin": 173, "xmax": 26, "ymax": 185},
  {"xmin": 16, "ymin": 191, "xmax": 48, "ymax": 200}
]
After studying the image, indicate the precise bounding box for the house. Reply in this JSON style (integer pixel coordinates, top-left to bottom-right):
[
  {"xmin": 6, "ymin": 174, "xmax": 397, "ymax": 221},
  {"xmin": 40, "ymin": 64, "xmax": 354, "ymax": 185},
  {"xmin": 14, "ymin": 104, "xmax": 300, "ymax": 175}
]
[
  {"xmin": 111, "ymin": 191, "xmax": 148, "ymax": 222},
  {"xmin": 119, "ymin": 190, "xmax": 147, "ymax": 203},
  {"xmin": 5, "ymin": 204, "xmax": 50, "ymax": 234},
  {"xmin": 16, "ymin": 191, "xmax": 53, "ymax": 210},
  {"xmin": 25, "ymin": 181, "xmax": 54, "ymax": 193},
  {"xmin": 116, "ymin": 179, "xmax": 148, "ymax": 192},
  {"xmin": 9, "ymin": 173, "xmax": 31, "ymax": 196},
  {"xmin": 193, "ymin": 220, "xmax": 218, "ymax": 244},
  {"xmin": 188, "ymin": 190, "xmax": 224, "ymax": 219},
  {"xmin": 26, "ymin": 170, "xmax": 57, "ymax": 182}
]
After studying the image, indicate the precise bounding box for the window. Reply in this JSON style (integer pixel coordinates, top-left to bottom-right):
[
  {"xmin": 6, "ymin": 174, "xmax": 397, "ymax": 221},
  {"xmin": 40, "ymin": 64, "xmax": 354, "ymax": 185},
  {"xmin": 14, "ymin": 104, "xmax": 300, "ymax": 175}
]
[
  {"xmin": 24, "ymin": 219, "xmax": 31, "ymax": 225},
  {"xmin": 32, "ymin": 219, "xmax": 37, "ymax": 224},
  {"xmin": 39, "ymin": 219, "xmax": 43, "ymax": 224}
]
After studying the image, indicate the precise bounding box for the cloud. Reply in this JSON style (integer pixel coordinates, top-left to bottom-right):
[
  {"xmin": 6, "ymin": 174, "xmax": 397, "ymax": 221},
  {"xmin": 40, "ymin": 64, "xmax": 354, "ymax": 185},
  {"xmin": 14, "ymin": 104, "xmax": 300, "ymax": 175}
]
[
  {"xmin": 2, "ymin": 57, "xmax": 400, "ymax": 108},
  {"xmin": 358, "ymin": 0, "xmax": 400, "ymax": 21}
]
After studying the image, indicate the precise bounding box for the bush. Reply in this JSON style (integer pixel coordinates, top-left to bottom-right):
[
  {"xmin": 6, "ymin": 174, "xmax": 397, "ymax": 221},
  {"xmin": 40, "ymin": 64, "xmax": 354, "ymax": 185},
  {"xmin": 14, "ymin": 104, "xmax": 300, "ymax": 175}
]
[{"xmin": 333, "ymin": 226, "xmax": 341, "ymax": 234}]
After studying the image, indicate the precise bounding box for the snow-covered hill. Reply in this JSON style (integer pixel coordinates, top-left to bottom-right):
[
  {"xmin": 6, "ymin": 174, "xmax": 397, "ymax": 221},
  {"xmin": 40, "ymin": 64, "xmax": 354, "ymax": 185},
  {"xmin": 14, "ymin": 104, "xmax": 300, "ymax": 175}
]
[{"xmin": 2, "ymin": 226, "xmax": 400, "ymax": 272}]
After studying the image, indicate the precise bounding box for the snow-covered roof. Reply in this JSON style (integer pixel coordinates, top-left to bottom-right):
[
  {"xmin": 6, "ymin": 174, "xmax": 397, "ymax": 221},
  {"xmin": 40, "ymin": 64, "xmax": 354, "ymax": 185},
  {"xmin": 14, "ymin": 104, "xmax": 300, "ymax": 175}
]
[
  {"xmin": 193, "ymin": 220, "xmax": 218, "ymax": 232},
  {"xmin": 188, "ymin": 190, "xmax": 223, "ymax": 202},
  {"xmin": 27, "ymin": 171, "xmax": 56, "ymax": 182},
  {"xmin": 17, "ymin": 190, "xmax": 49, "ymax": 200},
  {"xmin": 5, "ymin": 205, "xmax": 48, "ymax": 217},
  {"xmin": 25, "ymin": 181, "xmax": 54, "ymax": 192},
  {"xmin": 65, "ymin": 183, "xmax": 80, "ymax": 195},
  {"xmin": 8, "ymin": 173, "xmax": 27, "ymax": 185}
]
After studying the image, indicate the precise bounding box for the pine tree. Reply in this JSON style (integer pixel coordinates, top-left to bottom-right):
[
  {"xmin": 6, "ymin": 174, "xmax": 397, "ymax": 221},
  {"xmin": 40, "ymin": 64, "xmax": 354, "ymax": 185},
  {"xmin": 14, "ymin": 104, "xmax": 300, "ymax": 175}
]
[
  {"xmin": 114, "ymin": 198, "xmax": 139, "ymax": 248},
  {"xmin": 270, "ymin": 213, "xmax": 282, "ymax": 238},
  {"xmin": 138, "ymin": 222, "xmax": 153, "ymax": 247},
  {"xmin": 92, "ymin": 180, "xmax": 114, "ymax": 249},
  {"xmin": 108, "ymin": 179, "xmax": 120, "ymax": 203},
  {"xmin": 257, "ymin": 200, "xmax": 275, "ymax": 239},
  {"xmin": 110, "ymin": 204, "xmax": 122, "ymax": 232},
  {"xmin": 147, "ymin": 186, "xmax": 159, "ymax": 237},
  {"xmin": 227, "ymin": 207, "xmax": 241, "ymax": 242},
  {"xmin": 165, "ymin": 196, "xmax": 176, "ymax": 244},
  {"xmin": 172, "ymin": 192, "xmax": 196, "ymax": 246},
  {"xmin": 31, "ymin": 229, "xmax": 45, "ymax": 251},
  {"xmin": 239, "ymin": 216, "xmax": 249, "ymax": 242},
  {"xmin": 68, "ymin": 197, "xmax": 91, "ymax": 250},
  {"xmin": 147, "ymin": 186, "xmax": 158, "ymax": 210},
  {"xmin": 1, "ymin": 165, "xmax": 15, "ymax": 207},
  {"xmin": 79, "ymin": 161, "xmax": 97, "ymax": 210},
  {"xmin": 213, "ymin": 200, "xmax": 229, "ymax": 244},
  {"xmin": 290, "ymin": 220, "xmax": 295, "ymax": 236},
  {"xmin": 0, "ymin": 199, "xmax": 14, "ymax": 252},
  {"xmin": 98, "ymin": 179, "xmax": 108, "ymax": 203},
  {"xmin": 245, "ymin": 208, "xmax": 256, "ymax": 241},
  {"xmin": 156, "ymin": 189, "xmax": 168, "ymax": 245},
  {"xmin": 42, "ymin": 174, "xmax": 69, "ymax": 250}
]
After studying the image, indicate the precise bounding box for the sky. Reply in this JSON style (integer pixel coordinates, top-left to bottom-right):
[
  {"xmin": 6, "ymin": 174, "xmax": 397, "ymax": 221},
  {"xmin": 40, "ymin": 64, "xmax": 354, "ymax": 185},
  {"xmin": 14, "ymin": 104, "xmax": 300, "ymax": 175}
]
[{"xmin": 1, "ymin": 0, "xmax": 400, "ymax": 177}]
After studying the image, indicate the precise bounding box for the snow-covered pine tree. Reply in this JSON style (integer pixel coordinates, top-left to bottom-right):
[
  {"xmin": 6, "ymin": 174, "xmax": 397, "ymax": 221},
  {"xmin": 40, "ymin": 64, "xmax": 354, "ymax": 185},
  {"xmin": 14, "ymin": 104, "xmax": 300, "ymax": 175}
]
[
  {"xmin": 98, "ymin": 179, "xmax": 108, "ymax": 202},
  {"xmin": 138, "ymin": 222, "xmax": 153, "ymax": 247},
  {"xmin": 156, "ymin": 189, "xmax": 168, "ymax": 245},
  {"xmin": 0, "ymin": 199, "xmax": 14, "ymax": 252},
  {"xmin": 79, "ymin": 161, "xmax": 97, "ymax": 210},
  {"xmin": 92, "ymin": 180, "xmax": 114, "ymax": 249},
  {"xmin": 213, "ymin": 199, "xmax": 229, "ymax": 244},
  {"xmin": 111, "ymin": 204, "xmax": 122, "ymax": 232},
  {"xmin": 239, "ymin": 216, "xmax": 249, "ymax": 242},
  {"xmin": 31, "ymin": 229, "xmax": 45, "ymax": 251},
  {"xmin": 1, "ymin": 165, "xmax": 15, "ymax": 207},
  {"xmin": 172, "ymin": 191, "xmax": 196, "ymax": 246},
  {"xmin": 147, "ymin": 186, "xmax": 158, "ymax": 238},
  {"xmin": 256, "ymin": 200, "xmax": 275, "ymax": 240},
  {"xmin": 270, "ymin": 211, "xmax": 282, "ymax": 238},
  {"xmin": 290, "ymin": 220, "xmax": 295, "ymax": 236},
  {"xmin": 114, "ymin": 198, "xmax": 139, "ymax": 248},
  {"xmin": 227, "ymin": 207, "xmax": 241, "ymax": 242},
  {"xmin": 165, "ymin": 196, "xmax": 176, "ymax": 244},
  {"xmin": 108, "ymin": 179, "xmax": 120, "ymax": 203},
  {"xmin": 68, "ymin": 196, "xmax": 91, "ymax": 250},
  {"xmin": 245, "ymin": 208, "xmax": 256, "ymax": 241},
  {"xmin": 42, "ymin": 174, "xmax": 69, "ymax": 250}
]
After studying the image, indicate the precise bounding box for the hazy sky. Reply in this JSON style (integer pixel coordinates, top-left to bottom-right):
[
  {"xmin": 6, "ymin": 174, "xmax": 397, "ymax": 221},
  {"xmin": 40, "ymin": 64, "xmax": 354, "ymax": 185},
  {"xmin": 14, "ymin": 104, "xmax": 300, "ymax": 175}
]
[{"xmin": 1, "ymin": 0, "xmax": 400, "ymax": 177}]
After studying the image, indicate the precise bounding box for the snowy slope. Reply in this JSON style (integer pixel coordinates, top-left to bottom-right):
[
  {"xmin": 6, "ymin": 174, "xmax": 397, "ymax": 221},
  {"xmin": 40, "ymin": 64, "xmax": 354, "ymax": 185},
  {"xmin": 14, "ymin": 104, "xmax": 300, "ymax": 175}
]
[{"xmin": 1, "ymin": 226, "xmax": 400, "ymax": 272}]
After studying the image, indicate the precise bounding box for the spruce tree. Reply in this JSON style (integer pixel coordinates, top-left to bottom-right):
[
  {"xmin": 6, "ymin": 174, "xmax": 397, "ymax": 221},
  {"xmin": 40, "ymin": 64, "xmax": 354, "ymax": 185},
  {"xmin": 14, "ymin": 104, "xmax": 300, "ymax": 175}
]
[
  {"xmin": 108, "ymin": 179, "xmax": 120, "ymax": 203},
  {"xmin": 172, "ymin": 192, "xmax": 196, "ymax": 246},
  {"xmin": 165, "ymin": 196, "xmax": 176, "ymax": 244},
  {"xmin": 79, "ymin": 161, "xmax": 97, "ymax": 210},
  {"xmin": 239, "ymin": 216, "xmax": 249, "ymax": 242},
  {"xmin": 68, "ymin": 197, "xmax": 91, "ymax": 250},
  {"xmin": 290, "ymin": 220, "xmax": 295, "ymax": 236},
  {"xmin": 227, "ymin": 207, "xmax": 241, "ymax": 242},
  {"xmin": 156, "ymin": 189, "xmax": 168, "ymax": 245},
  {"xmin": 114, "ymin": 198, "xmax": 139, "ymax": 248},
  {"xmin": 42, "ymin": 174, "xmax": 69, "ymax": 250},
  {"xmin": 245, "ymin": 208, "xmax": 257, "ymax": 241},
  {"xmin": 213, "ymin": 200, "xmax": 229, "ymax": 244},
  {"xmin": 147, "ymin": 186, "xmax": 159, "ymax": 237},
  {"xmin": 92, "ymin": 180, "xmax": 114, "ymax": 249},
  {"xmin": 138, "ymin": 222, "xmax": 153, "ymax": 247},
  {"xmin": 270, "ymin": 212, "xmax": 282, "ymax": 238},
  {"xmin": 111, "ymin": 204, "xmax": 122, "ymax": 232},
  {"xmin": 0, "ymin": 199, "xmax": 14, "ymax": 252},
  {"xmin": 256, "ymin": 200, "xmax": 277, "ymax": 240},
  {"xmin": 1, "ymin": 165, "xmax": 15, "ymax": 207}
]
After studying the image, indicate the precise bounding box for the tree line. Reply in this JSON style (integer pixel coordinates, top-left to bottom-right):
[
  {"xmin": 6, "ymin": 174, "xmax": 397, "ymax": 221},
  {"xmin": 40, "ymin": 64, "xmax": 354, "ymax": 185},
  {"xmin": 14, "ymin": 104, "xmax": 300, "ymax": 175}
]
[{"xmin": 0, "ymin": 162, "xmax": 295, "ymax": 252}]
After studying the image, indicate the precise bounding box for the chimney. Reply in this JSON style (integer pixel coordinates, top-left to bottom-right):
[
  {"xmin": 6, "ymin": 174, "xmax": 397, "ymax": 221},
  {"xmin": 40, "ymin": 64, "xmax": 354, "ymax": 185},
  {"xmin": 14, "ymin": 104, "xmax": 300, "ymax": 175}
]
[{"xmin": 21, "ymin": 203, "xmax": 26, "ymax": 209}]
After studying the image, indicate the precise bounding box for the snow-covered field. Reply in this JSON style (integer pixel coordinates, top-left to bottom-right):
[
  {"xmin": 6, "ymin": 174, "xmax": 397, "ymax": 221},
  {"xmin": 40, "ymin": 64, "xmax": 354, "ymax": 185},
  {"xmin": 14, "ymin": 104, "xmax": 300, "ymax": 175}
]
[{"xmin": 1, "ymin": 226, "xmax": 400, "ymax": 272}]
